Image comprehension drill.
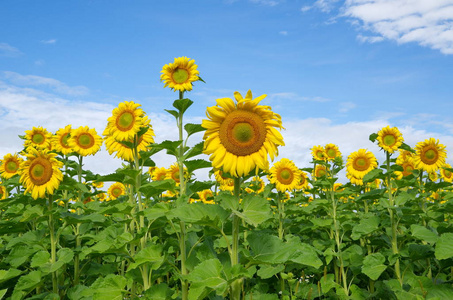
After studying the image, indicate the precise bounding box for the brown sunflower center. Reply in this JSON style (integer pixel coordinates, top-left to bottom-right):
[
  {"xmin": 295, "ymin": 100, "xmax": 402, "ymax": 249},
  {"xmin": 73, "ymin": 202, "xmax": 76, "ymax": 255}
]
[
  {"xmin": 421, "ymin": 148, "xmax": 438, "ymax": 165},
  {"xmin": 277, "ymin": 168, "xmax": 294, "ymax": 185},
  {"xmin": 32, "ymin": 133, "xmax": 45, "ymax": 144},
  {"xmin": 443, "ymin": 169, "xmax": 452, "ymax": 178},
  {"xmin": 354, "ymin": 157, "xmax": 370, "ymax": 171},
  {"xmin": 117, "ymin": 112, "xmax": 135, "ymax": 131},
  {"xmin": 403, "ymin": 164, "xmax": 414, "ymax": 176},
  {"xmin": 6, "ymin": 161, "xmax": 19, "ymax": 173},
  {"xmin": 111, "ymin": 187, "xmax": 122, "ymax": 198},
  {"xmin": 77, "ymin": 133, "xmax": 95, "ymax": 149},
  {"xmin": 172, "ymin": 68, "xmax": 189, "ymax": 84},
  {"xmin": 29, "ymin": 158, "xmax": 53, "ymax": 186},
  {"xmin": 383, "ymin": 134, "xmax": 396, "ymax": 147},
  {"xmin": 219, "ymin": 110, "xmax": 266, "ymax": 156}
]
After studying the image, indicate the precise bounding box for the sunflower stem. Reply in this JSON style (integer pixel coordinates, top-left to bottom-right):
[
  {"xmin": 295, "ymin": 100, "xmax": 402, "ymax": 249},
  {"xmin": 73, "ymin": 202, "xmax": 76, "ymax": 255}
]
[
  {"xmin": 231, "ymin": 177, "xmax": 242, "ymax": 300},
  {"xmin": 47, "ymin": 196, "xmax": 58, "ymax": 295},
  {"xmin": 74, "ymin": 155, "xmax": 83, "ymax": 286}
]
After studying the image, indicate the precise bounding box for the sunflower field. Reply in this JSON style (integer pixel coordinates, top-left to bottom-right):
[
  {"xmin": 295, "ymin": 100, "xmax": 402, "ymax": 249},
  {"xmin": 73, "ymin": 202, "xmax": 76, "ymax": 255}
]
[{"xmin": 1, "ymin": 57, "xmax": 453, "ymax": 300}]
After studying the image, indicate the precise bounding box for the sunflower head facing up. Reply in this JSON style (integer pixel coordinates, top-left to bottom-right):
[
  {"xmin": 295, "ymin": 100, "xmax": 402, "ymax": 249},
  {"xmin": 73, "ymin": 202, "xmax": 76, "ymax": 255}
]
[
  {"xmin": 69, "ymin": 126, "xmax": 103, "ymax": 157},
  {"xmin": 413, "ymin": 138, "xmax": 447, "ymax": 173},
  {"xmin": 202, "ymin": 90, "xmax": 285, "ymax": 177},
  {"xmin": 0, "ymin": 153, "xmax": 24, "ymax": 179},
  {"xmin": 24, "ymin": 126, "xmax": 52, "ymax": 150},
  {"xmin": 269, "ymin": 158, "xmax": 301, "ymax": 192},
  {"xmin": 160, "ymin": 57, "xmax": 199, "ymax": 92},
  {"xmin": 377, "ymin": 126, "xmax": 404, "ymax": 153},
  {"xmin": 52, "ymin": 125, "xmax": 73, "ymax": 155},
  {"xmin": 19, "ymin": 147, "xmax": 64, "ymax": 199},
  {"xmin": 346, "ymin": 149, "xmax": 378, "ymax": 180}
]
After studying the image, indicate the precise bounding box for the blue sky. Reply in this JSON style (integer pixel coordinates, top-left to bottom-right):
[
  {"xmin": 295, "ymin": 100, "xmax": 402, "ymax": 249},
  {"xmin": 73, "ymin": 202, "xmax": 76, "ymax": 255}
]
[{"xmin": 1, "ymin": 0, "xmax": 453, "ymax": 177}]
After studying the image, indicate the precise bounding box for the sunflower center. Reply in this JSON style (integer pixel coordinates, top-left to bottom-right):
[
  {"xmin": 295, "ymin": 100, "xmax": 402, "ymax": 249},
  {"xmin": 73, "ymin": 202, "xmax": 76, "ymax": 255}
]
[
  {"xmin": 316, "ymin": 168, "xmax": 326, "ymax": 177},
  {"xmin": 6, "ymin": 161, "xmax": 19, "ymax": 173},
  {"xmin": 172, "ymin": 171, "xmax": 180, "ymax": 182},
  {"xmin": 32, "ymin": 133, "xmax": 45, "ymax": 144},
  {"xmin": 354, "ymin": 158, "xmax": 370, "ymax": 171},
  {"xmin": 383, "ymin": 134, "xmax": 396, "ymax": 146},
  {"xmin": 29, "ymin": 158, "xmax": 53, "ymax": 186},
  {"xmin": 117, "ymin": 112, "xmax": 135, "ymax": 131},
  {"xmin": 78, "ymin": 133, "xmax": 95, "ymax": 149},
  {"xmin": 278, "ymin": 168, "xmax": 294, "ymax": 185},
  {"xmin": 219, "ymin": 110, "xmax": 266, "ymax": 156},
  {"xmin": 61, "ymin": 133, "xmax": 70, "ymax": 148},
  {"xmin": 326, "ymin": 149, "xmax": 336, "ymax": 158},
  {"xmin": 403, "ymin": 164, "xmax": 414, "ymax": 176},
  {"xmin": 172, "ymin": 68, "xmax": 189, "ymax": 84},
  {"xmin": 421, "ymin": 148, "xmax": 438, "ymax": 165},
  {"xmin": 111, "ymin": 188, "xmax": 122, "ymax": 198}
]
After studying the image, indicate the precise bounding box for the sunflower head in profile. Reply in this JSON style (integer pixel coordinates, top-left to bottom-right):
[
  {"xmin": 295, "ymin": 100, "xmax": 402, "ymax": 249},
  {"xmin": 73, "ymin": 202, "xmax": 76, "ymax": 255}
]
[
  {"xmin": 377, "ymin": 126, "xmax": 404, "ymax": 153},
  {"xmin": 0, "ymin": 153, "xmax": 24, "ymax": 179},
  {"xmin": 395, "ymin": 157, "xmax": 416, "ymax": 180},
  {"xmin": 413, "ymin": 138, "xmax": 447, "ymax": 173},
  {"xmin": 295, "ymin": 171, "xmax": 310, "ymax": 191},
  {"xmin": 245, "ymin": 176, "xmax": 266, "ymax": 194},
  {"xmin": 52, "ymin": 125, "xmax": 73, "ymax": 155},
  {"xmin": 311, "ymin": 145, "xmax": 327, "ymax": 161},
  {"xmin": 346, "ymin": 171, "xmax": 364, "ymax": 186},
  {"xmin": 19, "ymin": 147, "xmax": 64, "ymax": 199},
  {"xmin": 104, "ymin": 126, "xmax": 155, "ymax": 161},
  {"xmin": 268, "ymin": 158, "xmax": 301, "ymax": 192},
  {"xmin": 69, "ymin": 126, "xmax": 103, "ymax": 157},
  {"xmin": 92, "ymin": 181, "xmax": 104, "ymax": 189},
  {"xmin": 346, "ymin": 149, "xmax": 377, "ymax": 180},
  {"xmin": 440, "ymin": 164, "xmax": 453, "ymax": 183},
  {"xmin": 160, "ymin": 56, "xmax": 199, "ymax": 92},
  {"xmin": 197, "ymin": 189, "xmax": 215, "ymax": 204},
  {"xmin": 202, "ymin": 90, "xmax": 285, "ymax": 177},
  {"xmin": 0, "ymin": 185, "xmax": 7, "ymax": 200},
  {"xmin": 166, "ymin": 163, "xmax": 188, "ymax": 185},
  {"xmin": 24, "ymin": 126, "xmax": 52, "ymax": 150},
  {"xmin": 108, "ymin": 182, "xmax": 126, "ymax": 200},
  {"xmin": 104, "ymin": 101, "xmax": 151, "ymax": 142}
]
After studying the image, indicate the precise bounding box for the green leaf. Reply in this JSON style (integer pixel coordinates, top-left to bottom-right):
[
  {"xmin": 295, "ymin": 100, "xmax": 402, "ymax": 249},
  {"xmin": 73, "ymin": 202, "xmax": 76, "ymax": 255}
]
[
  {"xmin": 95, "ymin": 172, "xmax": 125, "ymax": 183},
  {"xmin": 184, "ymin": 123, "xmax": 205, "ymax": 137},
  {"xmin": 152, "ymin": 140, "xmax": 182, "ymax": 157},
  {"xmin": 186, "ymin": 181, "xmax": 216, "ymax": 197},
  {"xmin": 144, "ymin": 283, "xmax": 174, "ymax": 300},
  {"xmin": 320, "ymin": 273, "xmax": 340, "ymax": 294},
  {"xmin": 247, "ymin": 233, "xmax": 290, "ymax": 264},
  {"xmin": 435, "ymin": 232, "xmax": 453, "ymax": 260},
  {"xmin": 6, "ymin": 245, "xmax": 40, "ymax": 268},
  {"xmin": 361, "ymin": 253, "xmax": 387, "ymax": 280},
  {"xmin": 173, "ymin": 98, "xmax": 193, "ymax": 114},
  {"xmin": 351, "ymin": 215, "xmax": 380, "ymax": 240},
  {"xmin": 237, "ymin": 195, "xmax": 272, "ymax": 227},
  {"xmin": 395, "ymin": 192, "xmax": 415, "ymax": 206},
  {"xmin": 30, "ymin": 251, "xmax": 50, "ymax": 268},
  {"xmin": 411, "ymin": 225, "xmax": 438, "ymax": 244},
  {"xmin": 218, "ymin": 192, "xmax": 240, "ymax": 211},
  {"xmin": 363, "ymin": 168, "xmax": 383, "ymax": 182},
  {"xmin": 186, "ymin": 258, "xmax": 228, "ymax": 297},
  {"xmin": 144, "ymin": 202, "xmax": 171, "ymax": 220},
  {"xmin": 168, "ymin": 203, "xmax": 229, "ymax": 226},
  {"xmin": 184, "ymin": 159, "xmax": 212, "ymax": 174},
  {"xmin": 139, "ymin": 180, "xmax": 175, "ymax": 198},
  {"xmin": 67, "ymin": 285, "xmax": 90, "ymax": 300},
  {"xmin": 165, "ymin": 109, "xmax": 179, "ymax": 119},
  {"xmin": 13, "ymin": 270, "xmax": 42, "ymax": 292},
  {"xmin": 20, "ymin": 205, "xmax": 45, "ymax": 222},
  {"xmin": 288, "ymin": 242, "xmax": 323, "ymax": 269},
  {"xmin": 184, "ymin": 142, "xmax": 204, "ymax": 160},
  {"xmin": 0, "ymin": 289, "xmax": 7, "ymax": 299},
  {"xmin": 128, "ymin": 244, "xmax": 164, "ymax": 271},
  {"xmin": 426, "ymin": 284, "xmax": 453, "ymax": 299},
  {"xmin": 0, "ymin": 268, "xmax": 23, "ymax": 284},
  {"xmin": 257, "ymin": 264, "xmax": 285, "ymax": 279},
  {"xmin": 88, "ymin": 274, "xmax": 127, "ymax": 300},
  {"xmin": 369, "ymin": 133, "xmax": 378, "ymax": 143}
]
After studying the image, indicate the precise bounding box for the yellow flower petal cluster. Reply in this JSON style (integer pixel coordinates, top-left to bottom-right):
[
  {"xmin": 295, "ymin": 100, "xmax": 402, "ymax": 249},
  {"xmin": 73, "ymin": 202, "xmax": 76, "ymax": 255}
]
[
  {"xmin": 105, "ymin": 127, "xmax": 155, "ymax": 161},
  {"xmin": 152, "ymin": 167, "xmax": 167, "ymax": 181},
  {"xmin": 166, "ymin": 163, "xmax": 188, "ymax": 186},
  {"xmin": 311, "ymin": 145, "xmax": 326, "ymax": 161},
  {"xmin": 69, "ymin": 126, "xmax": 103, "ymax": 156},
  {"xmin": 52, "ymin": 125, "xmax": 73, "ymax": 155},
  {"xmin": 213, "ymin": 170, "xmax": 235, "ymax": 192},
  {"xmin": 440, "ymin": 164, "xmax": 453, "ymax": 183},
  {"xmin": 245, "ymin": 176, "xmax": 265, "ymax": 194},
  {"xmin": 0, "ymin": 153, "xmax": 24, "ymax": 179},
  {"xmin": 413, "ymin": 138, "xmax": 447, "ymax": 173},
  {"xmin": 160, "ymin": 57, "xmax": 199, "ymax": 92},
  {"xmin": 19, "ymin": 147, "xmax": 63, "ymax": 199},
  {"xmin": 346, "ymin": 149, "xmax": 377, "ymax": 184},
  {"xmin": 377, "ymin": 126, "xmax": 404, "ymax": 153},
  {"xmin": 295, "ymin": 171, "xmax": 310, "ymax": 191},
  {"xmin": 0, "ymin": 185, "xmax": 7, "ymax": 200},
  {"xmin": 202, "ymin": 90, "xmax": 284, "ymax": 177},
  {"xmin": 269, "ymin": 158, "xmax": 301, "ymax": 192},
  {"xmin": 197, "ymin": 189, "xmax": 215, "ymax": 204},
  {"xmin": 324, "ymin": 144, "xmax": 341, "ymax": 161},
  {"xmin": 24, "ymin": 126, "xmax": 52, "ymax": 150},
  {"xmin": 313, "ymin": 164, "xmax": 328, "ymax": 179},
  {"xmin": 108, "ymin": 182, "xmax": 126, "ymax": 200},
  {"xmin": 395, "ymin": 151, "xmax": 416, "ymax": 180}
]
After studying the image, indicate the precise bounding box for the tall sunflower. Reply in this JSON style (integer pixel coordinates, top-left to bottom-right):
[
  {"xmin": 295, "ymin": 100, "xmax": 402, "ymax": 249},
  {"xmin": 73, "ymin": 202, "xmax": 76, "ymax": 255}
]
[
  {"xmin": 160, "ymin": 56, "xmax": 199, "ymax": 92},
  {"xmin": 413, "ymin": 138, "xmax": 447, "ymax": 173},
  {"xmin": 324, "ymin": 144, "xmax": 341, "ymax": 161},
  {"xmin": 108, "ymin": 182, "xmax": 126, "ymax": 200},
  {"xmin": 377, "ymin": 126, "xmax": 404, "ymax": 153},
  {"xmin": 269, "ymin": 158, "xmax": 301, "ymax": 192},
  {"xmin": 202, "ymin": 90, "xmax": 285, "ymax": 177},
  {"xmin": 0, "ymin": 153, "xmax": 24, "ymax": 179},
  {"xmin": 440, "ymin": 164, "xmax": 453, "ymax": 183},
  {"xmin": 24, "ymin": 126, "xmax": 52, "ymax": 150},
  {"xmin": 103, "ymin": 101, "xmax": 150, "ymax": 142},
  {"xmin": 69, "ymin": 126, "xmax": 103, "ymax": 156},
  {"xmin": 52, "ymin": 125, "xmax": 73, "ymax": 155},
  {"xmin": 346, "ymin": 149, "xmax": 377, "ymax": 180},
  {"xmin": 19, "ymin": 147, "xmax": 63, "ymax": 199},
  {"xmin": 104, "ymin": 126, "xmax": 155, "ymax": 161},
  {"xmin": 311, "ymin": 145, "xmax": 327, "ymax": 161}
]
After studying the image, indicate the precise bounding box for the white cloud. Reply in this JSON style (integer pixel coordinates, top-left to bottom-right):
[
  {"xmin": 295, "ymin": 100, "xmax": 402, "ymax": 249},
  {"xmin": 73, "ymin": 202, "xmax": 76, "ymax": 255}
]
[
  {"xmin": 269, "ymin": 92, "xmax": 331, "ymax": 102},
  {"xmin": 279, "ymin": 31, "xmax": 289, "ymax": 36},
  {"xmin": 0, "ymin": 43, "xmax": 23, "ymax": 57},
  {"xmin": 249, "ymin": 0, "xmax": 280, "ymax": 6},
  {"xmin": 357, "ymin": 34, "xmax": 385, "ymax": 43},
  {"xmin": 34, "ymin": 59, "xmax": 45, "ymax": 66},
  {"xmin": 314, "ymin": 0, "xmax": 341, "ymax": 13},
  {"xmin": 1, "ymin": 71, "xmax": 89, "ymax": 96},
  {"xmin": 343, "ymin": 0, "xmax": 453, "ymax": 54},
  {"xmin": 40, "ymin": 39, "xmax": 57, "ymax": 44},
  {"xmin": 338, "ymin": 101, "xmax": 356, "ymax": 113},
  {"xmin": 301, "ymin": 5, "xmax": 312, "ymax": 12}
]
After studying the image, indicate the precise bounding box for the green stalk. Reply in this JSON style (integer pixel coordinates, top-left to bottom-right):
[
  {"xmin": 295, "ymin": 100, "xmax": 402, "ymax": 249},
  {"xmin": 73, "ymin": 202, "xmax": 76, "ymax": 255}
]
[
  {"xmin": 230, "ymin": 177, "xmax": 242, "ymax": 300},
  {"xmin": 277, "ymin": 192, "xmax": 286, "ymax": 296},
  {"xmin": 74, "ymin": 155, "xmax": 83, "ymax": 286},
  {"xmin": 48, "ymin": 196, "xmax": 58, "ymax": 295}
]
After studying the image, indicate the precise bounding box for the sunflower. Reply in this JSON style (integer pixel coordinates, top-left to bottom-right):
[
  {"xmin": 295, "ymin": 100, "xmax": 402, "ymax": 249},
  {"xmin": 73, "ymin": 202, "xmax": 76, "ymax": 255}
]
[
  {"xmin": 103, "ymin": 101, "xmax": 150, "ymax": 142},
  {"xmin": 0, "ymin": 185, "xmax": 7, "ymax": 200},
  {"xmin": 24, "ymin": 126, "xmax": 52, "ymax": 150},
  {"xmin": 395, "ymin": 158, "xmax": 416, "ymax": 180},
  {"xmin": 245, "ymin": 176, "xmax": 265, "ymax": 194},
  {"xmin": 219, "ymin": 178, "xmax": 235, "ymax": 192},
  {"xmin": 324, "ymin": 144, "xmax": 341, "ymax": 161},
  {"xmin": 396, "ymin": 150, "xmax": 414, "ymax": 165},
  {"xmin": 160, "ymin": 56, "xmax": 199, "ymax": 92},
  {"xmin": 202, "ymin": 90, "xmax": 284, "ymax": 177},
  {"xmin": 152, "ymin": 167, "xmax": 168, "ymax": 181},
  {"xmin": 346, "ymin": 149, "xmax": 377, "ymax": 179},
  {"xmin": 92, "ymin": 181, "xmax": 104, "ymax": 189},
  {"xmin": 269, "ymin": 158, "xmax": 301, "ymax": 192},
  {"xmin": 0, "ymin": 153, "xmax": 24, "ymax": 179},
  {"xmin": 312, "ymin": 164, "xmax": 328, "ymax": 179},
  {"xmin": 377, "ymin": 126, "xmax": 404, "ymax": 153},
  {"xmin": 52, "ymin": 125, "xmax": 73, "ymax": 155},
  {"xmin": 197, "ymin": 189, "xmax": 215, "ymax": 204},
  {"xmin": 69, "ymin": 126, "xmax": 103, "ymax": 157},
  {"xmin": 413, "ymin": 138, "xmax": 447, "ymax": 173},
  {"xmin": 346, "ymin": 171, "xmax": 364, "ymax": 186},
  {"xmin": 428, "ymin": 171, "xmax": 438, "ymax": 182},
  {"xmin": 311, "ymin": 145, "xmax": 327, "ymax": 161},
  {"xmin": 97, "ymin": 192, "xmax": 107, "ymax": 202},
  {"xmin": 295, "ymin": 171, "xmax": 310, "ymax": 191},
  {"xmin": 440, "ymin": 164, "xmax": 453, "ymax": 183},
  {"xmin": 104, "ymin": 126, "xmax": 155, "ymax": 161},
  {"xmin": 19, "ymin": 147, "xmax": 64, "ymax": 199},
  {"xmin": 107, "ymin": 182, "xmax": 126, "ymax": 200},
  {"xmin": 166, "ymin": 163, "xmax": 188, "ymax": 185}
]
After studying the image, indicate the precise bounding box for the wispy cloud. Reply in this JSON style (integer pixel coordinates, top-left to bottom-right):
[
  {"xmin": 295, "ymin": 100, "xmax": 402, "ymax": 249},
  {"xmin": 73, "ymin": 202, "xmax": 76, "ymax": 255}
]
[
  {"xmin": 343, "ymin": 0, "xmax": 453, "ymax": 54},
  {"xmin": 357, "ymin": 34, "xmax": 384, "ymax": 43},
  {"xmin": 338, "ymin": 101, "xmax": 356, "ymax": 113},
  {"xmin": 1, "ymin": 71, "xmax": 89, "ymax": 96},
  {"xmin": 269, "ymin": 92, "xmax": 331, "ymax": 103},
  {"xmin": 40, "ymin": 39, "xmax": 57, "ymax": 44},
  {"xmin": 249, "ymin": 0, "xmax": 280, "ymax": 6},
  {"xmin": 0, "ymin": 43, "xmax": 23, "ymax": 57}
]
